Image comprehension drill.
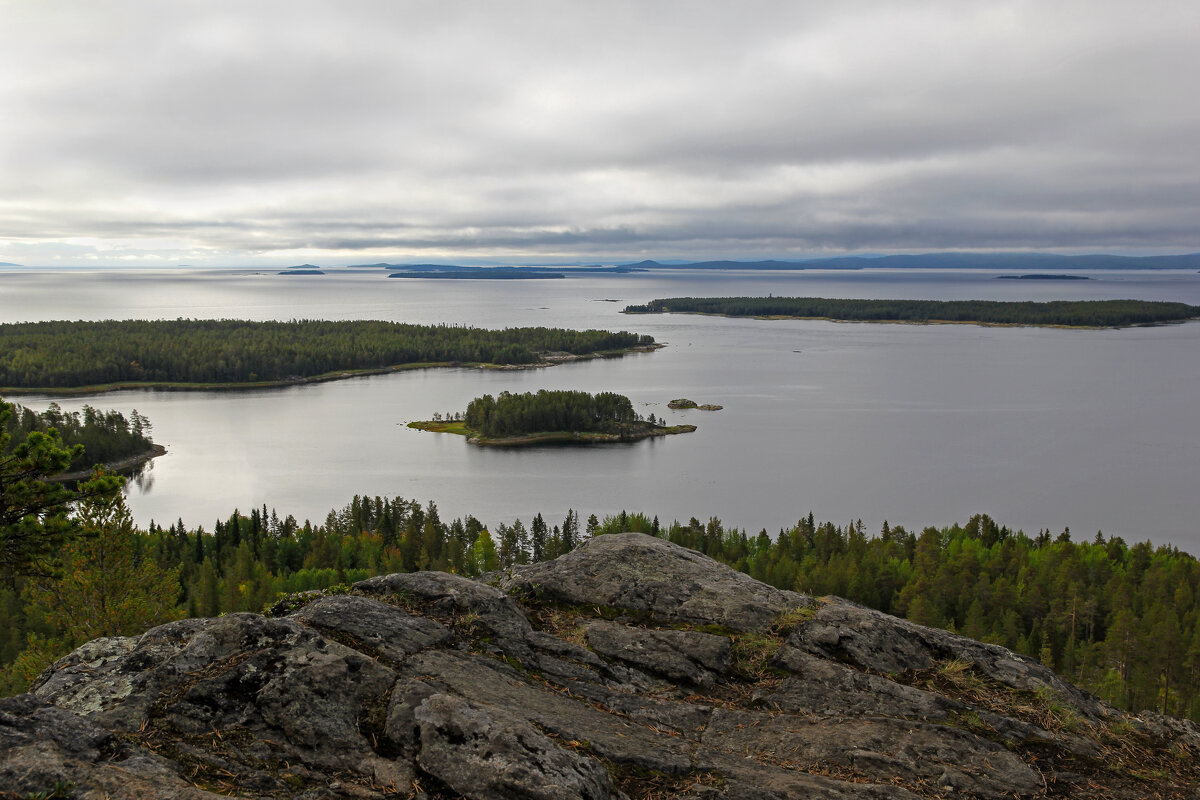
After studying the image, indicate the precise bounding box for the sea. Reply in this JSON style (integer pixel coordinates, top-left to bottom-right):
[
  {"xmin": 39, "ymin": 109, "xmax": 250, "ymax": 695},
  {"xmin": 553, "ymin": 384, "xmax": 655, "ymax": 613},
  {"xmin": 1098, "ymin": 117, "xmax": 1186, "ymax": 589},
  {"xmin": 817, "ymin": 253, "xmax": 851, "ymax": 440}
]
[{"xmin": 2, "ymin": 266, "xmax": 1198, "ymax": 550}]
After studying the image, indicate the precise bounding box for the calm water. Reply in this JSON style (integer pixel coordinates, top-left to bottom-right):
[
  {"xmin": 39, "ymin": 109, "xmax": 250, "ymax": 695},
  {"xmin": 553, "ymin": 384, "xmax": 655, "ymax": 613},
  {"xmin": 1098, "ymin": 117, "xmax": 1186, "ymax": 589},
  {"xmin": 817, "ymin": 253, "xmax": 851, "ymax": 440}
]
[{"xmin": 3, "ymin": 267, "xmax": 1199, "ymax": 549}]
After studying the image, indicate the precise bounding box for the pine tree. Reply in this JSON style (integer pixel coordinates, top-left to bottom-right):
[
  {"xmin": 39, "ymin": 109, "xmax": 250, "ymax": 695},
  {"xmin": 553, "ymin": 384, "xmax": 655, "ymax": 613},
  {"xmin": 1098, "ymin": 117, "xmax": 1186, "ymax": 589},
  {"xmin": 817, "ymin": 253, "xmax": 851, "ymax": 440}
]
[{"xmin": 530, "ymin": 514, "xmax": 548, "ymax": 562}]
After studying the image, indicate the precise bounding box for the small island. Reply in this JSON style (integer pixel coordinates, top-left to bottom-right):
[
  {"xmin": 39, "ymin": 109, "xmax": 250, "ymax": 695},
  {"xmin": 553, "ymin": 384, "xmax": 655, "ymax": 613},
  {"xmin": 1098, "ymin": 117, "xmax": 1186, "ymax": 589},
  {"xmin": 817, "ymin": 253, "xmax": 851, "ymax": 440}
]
[
  {"xmin": 409, "ymin": 389, "xmax": 696, "ymax": 446},
  {"xmin": 667, "ymin": 398, "xmax": 723, "ymax": 411},
  {"xmin": 623, "ymin": 297, "xmax": 1200, "ymax": 328}
]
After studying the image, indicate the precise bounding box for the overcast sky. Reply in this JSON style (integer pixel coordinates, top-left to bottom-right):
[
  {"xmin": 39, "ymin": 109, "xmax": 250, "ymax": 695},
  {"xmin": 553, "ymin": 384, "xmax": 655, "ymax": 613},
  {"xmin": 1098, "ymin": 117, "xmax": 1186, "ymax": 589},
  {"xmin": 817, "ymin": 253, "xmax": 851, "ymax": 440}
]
[{"xmin": 1, "ymin": 1, "xmax": 1197, "ymax": 266}]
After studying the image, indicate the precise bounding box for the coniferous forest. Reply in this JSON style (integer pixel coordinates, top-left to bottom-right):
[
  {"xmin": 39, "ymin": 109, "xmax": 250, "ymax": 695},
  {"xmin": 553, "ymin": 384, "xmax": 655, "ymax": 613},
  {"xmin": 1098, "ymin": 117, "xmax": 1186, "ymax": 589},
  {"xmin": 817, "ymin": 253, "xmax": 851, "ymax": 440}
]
[
  {"xmin": 0, "ymin": 319, "xmax": 654, "ymax": 390},
  {"xmin": 624, "ymin": 296, "xmax": 1200, "ymax": 327},
  {"xmin": 464, "ymin": 390, "xmax": 642, "ymax": 437},
  {"xmin": 2, "ymin": 401, "xmax": 155, "ymax": 473},
  {"xmin": 4, "ymin": 440, "xmax": 1200, "ymax": 724}
]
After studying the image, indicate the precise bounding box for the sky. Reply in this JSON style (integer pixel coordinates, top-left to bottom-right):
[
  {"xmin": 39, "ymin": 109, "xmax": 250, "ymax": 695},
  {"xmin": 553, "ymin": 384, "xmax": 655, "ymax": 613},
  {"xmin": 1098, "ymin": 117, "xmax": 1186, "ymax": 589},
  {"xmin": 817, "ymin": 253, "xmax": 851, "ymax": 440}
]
[{"xmin": 1, "ymin": 1, "xmax": 1198, "ymax": 267}]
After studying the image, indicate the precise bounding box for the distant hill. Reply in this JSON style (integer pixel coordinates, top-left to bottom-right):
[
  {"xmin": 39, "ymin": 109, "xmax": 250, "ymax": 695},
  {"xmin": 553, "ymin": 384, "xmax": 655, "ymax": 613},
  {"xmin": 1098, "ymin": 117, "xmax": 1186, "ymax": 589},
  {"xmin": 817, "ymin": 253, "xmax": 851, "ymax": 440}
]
[
  {"xmin": 0, "ymin": 262, "xmax": 21, "ymax": 267},
  {"xmin": 389, "ymin": 268, "xmax": 565, "ymax": 280},
  {"xmin": 347, "ymin": 263, "xmax": 464, "ymax": 270},
  {"xmin": 623, "ymin": 252, "xmax": 1200, "ymax": 270}
]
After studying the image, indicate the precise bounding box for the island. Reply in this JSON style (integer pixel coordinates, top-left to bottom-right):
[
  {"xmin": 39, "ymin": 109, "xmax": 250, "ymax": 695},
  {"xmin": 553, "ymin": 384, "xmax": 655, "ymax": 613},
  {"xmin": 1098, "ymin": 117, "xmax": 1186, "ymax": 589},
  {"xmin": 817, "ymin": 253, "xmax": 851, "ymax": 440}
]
[
  {"xmin": 623, "ymin": 297, "xmax": 1200, "ymax": 328},
  {"xmin": 0, "ymin": 320, "xmax": 658, "ymax": 394},
  {"xmin": 388, "ymin": 267, "xmax": 565, "ymax": 280},
  {"xmin": 996, "ymin": 274, "xmax": 1091, "ymax": 280},
  {"xmin": 667, "ymin": 398, "xmax": 723, "ymax": 410},
  {"xmin": 409, "ymin": 389, "xmax": 696, "ymax": 446}
]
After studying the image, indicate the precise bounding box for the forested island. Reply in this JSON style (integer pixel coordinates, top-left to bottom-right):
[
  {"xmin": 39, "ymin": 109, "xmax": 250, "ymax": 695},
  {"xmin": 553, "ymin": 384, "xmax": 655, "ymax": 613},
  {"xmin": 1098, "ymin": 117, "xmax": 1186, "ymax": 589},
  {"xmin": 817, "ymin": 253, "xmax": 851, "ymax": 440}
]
[
  {"xmin": 997, "ymin": 274, "xmax": 1091, "ymax": 280},
  {"xmin": 624, "ymin": 296, "xmax": 1200, "ymax": 327},
  {"xmin": 409, "ymin": 389, "xmax": 695, "ymax": 445},
  {"xmin": 0, "ymin": 319, "xmax": 656, "ymax": 393}
]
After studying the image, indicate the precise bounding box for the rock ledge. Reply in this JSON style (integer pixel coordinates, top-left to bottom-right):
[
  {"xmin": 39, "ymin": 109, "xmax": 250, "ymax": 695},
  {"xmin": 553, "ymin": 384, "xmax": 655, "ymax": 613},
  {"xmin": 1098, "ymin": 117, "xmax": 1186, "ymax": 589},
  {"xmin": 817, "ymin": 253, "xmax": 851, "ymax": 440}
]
[{"xmin": 4, "ymin": 532, "xmax": 1199, "ymax": 799}]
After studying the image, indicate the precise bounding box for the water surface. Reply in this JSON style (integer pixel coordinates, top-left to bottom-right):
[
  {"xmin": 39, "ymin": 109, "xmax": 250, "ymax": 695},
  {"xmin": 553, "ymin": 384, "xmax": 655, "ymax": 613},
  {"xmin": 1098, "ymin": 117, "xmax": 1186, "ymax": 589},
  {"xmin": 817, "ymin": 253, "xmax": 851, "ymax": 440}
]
[{"xmin": 4, "ymin": 267, "xmax": 1198, "ymax": 549}]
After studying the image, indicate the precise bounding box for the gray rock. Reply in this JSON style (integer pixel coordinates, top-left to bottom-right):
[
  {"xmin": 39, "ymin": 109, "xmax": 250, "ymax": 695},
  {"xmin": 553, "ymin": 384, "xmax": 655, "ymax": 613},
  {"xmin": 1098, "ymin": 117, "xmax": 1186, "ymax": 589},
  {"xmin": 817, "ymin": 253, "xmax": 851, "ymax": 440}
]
[
  {"xmin": 414, "ymin": 693, "xmax": 618, "ymax": 800},
  {"xmin": 13, "ymin": 531, "xmax": 1200, "ymax": 799},
  {"xmin": 290, "ymin": 594, "xmax": 453, "ymax": 663},
  {"xmin": 584, "ymin": 620, "xmax": 730, "ymax": 686},
  {"xmin": 401, "ymin": 649, "xmax": 697, "ymax": 776},
  {"xmin": 356, "ymin": 570, "xmax": 537, "ymax": 660},
  {"xmin": 790, "ymin": 597, "xmax": 1112, "ymax": 722},
  {"xmin": 760, "ymin": 645, "xmax": 951, "ymax": 718},
  {"xmin": 499, "ymin": 532, "xmax": 812, "ymax": 632},
  {"xmin": 700, "ymin": 708, "xmax": 1043, "ymax": 797},
  {"xmin": 0, "ymin": 694, "xmax": 224, "ymax": 799}
]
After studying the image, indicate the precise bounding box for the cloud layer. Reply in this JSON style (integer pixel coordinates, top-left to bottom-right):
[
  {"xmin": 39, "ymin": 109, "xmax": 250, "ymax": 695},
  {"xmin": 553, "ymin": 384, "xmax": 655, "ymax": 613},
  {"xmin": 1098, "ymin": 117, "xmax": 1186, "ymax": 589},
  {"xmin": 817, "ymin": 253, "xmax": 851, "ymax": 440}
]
[{"xmin": 1, "ymin": 1, "xmax": 1198, "ymax": 265}]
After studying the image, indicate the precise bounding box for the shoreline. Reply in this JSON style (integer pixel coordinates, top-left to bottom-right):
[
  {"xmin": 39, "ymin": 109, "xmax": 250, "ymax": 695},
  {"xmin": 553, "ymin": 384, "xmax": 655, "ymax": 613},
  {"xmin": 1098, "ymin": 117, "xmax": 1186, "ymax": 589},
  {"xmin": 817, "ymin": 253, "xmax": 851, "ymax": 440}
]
[
  {"xmin": 407, "ymin": 420, "xmax": 696, "ymax": 447},
  {"xmin": 0, "ymin": 343, "xmax": 664, "ymax": 397},
  {"xmin": 53, "ymin": 443, "xmax": 167, "ymax": 481}
]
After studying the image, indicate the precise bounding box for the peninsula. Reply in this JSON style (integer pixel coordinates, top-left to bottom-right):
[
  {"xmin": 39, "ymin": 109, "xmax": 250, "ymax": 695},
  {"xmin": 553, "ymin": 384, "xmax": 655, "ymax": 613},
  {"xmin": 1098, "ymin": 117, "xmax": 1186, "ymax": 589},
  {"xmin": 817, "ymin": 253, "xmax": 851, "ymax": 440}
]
[
  {"xmin": 624, "ymin": 297, "xmax": 1200, "ymax": 328},
  {"xmin": 409, "ymin": 389, "xmax": 695, "ymax": 446},
  {"xmin": 0, "ymin": 320, "xmax": 657, "ymax": 395}
]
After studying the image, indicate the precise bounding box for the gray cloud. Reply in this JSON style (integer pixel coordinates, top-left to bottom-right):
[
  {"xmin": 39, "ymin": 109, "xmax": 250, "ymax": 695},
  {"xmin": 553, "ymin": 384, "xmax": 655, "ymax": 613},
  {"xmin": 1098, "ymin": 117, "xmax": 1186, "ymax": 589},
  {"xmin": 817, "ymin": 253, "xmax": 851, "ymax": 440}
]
[{"xmin": 0, "ymin": 0, "xmax": 1197, "ymax": 265}]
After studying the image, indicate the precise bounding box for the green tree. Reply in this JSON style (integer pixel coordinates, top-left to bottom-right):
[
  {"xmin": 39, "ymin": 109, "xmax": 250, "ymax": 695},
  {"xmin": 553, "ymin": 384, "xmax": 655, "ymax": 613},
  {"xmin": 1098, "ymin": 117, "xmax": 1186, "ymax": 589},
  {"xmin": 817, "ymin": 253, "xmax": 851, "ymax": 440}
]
[
  {"xmin": 1, "ymin": 399, "xmax": 125, "ymax": 580},
  {"xmin": 9, "ymin": 471, "xmax": 181, "ymax": 691},
  {"xmin": 23, "ymin": 471, "xmax": 181, "ymax": 643},
  {"xmin": 468, "ymin": 528, "xmax": 499, "ymax": 576}
]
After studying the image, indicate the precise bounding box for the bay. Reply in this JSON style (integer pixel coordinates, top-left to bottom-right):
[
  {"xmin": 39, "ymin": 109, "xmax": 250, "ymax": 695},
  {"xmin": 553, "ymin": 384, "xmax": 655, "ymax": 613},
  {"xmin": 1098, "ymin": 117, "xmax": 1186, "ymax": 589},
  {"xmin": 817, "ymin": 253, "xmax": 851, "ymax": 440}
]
[{"xmin": 3, "ymin": 266, "xmax": 1198, "ymax": 549}]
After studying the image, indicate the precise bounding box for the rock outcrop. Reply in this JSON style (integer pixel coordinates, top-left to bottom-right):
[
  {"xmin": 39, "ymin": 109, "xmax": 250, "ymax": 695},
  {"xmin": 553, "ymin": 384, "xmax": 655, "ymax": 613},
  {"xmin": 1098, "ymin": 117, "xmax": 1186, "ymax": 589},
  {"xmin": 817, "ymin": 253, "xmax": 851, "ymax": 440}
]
[{"xmin": 4, "ymin": 532, "xmax": 1200, "ymax": 799}]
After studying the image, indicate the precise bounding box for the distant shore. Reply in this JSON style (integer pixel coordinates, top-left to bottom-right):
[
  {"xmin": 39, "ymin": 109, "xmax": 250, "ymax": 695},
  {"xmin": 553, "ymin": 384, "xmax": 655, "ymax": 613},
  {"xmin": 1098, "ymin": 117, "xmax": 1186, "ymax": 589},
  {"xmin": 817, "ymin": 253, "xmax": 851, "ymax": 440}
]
[{"xmin": 623, "ymin": 297, "xmax": 1200, "ymax": 329}]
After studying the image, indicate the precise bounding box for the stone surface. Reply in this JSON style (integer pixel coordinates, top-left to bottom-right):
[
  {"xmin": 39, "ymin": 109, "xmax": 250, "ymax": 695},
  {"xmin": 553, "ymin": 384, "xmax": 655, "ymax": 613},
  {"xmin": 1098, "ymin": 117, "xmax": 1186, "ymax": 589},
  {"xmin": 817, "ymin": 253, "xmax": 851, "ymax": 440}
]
[
  {"xmin": 6, "ymin": 532, "xmax": 1200, "ymax": 799},
  {"xmin": 497, "ymin": 532, "xmax": 811, "ymax": 632},
  {"xmin": 413, "ymin": 693, "xmax": 618, "ymax": 800}
]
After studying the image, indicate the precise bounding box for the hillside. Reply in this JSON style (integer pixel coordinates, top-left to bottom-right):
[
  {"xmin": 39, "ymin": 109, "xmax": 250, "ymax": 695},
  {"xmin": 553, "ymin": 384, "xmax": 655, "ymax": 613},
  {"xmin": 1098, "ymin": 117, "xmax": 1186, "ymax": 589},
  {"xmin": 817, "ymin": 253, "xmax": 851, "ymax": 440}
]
[{"xmin": 3, "ymin": 533, "xmax": 1198, "ymax": 799}]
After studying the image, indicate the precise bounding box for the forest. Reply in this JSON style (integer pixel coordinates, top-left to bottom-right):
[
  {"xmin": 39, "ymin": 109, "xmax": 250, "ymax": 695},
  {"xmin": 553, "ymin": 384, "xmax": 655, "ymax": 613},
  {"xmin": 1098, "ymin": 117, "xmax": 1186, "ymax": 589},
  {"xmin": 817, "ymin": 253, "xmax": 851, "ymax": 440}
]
[
  {"xmin": 3, "ymin": 401, "xmax": 154, "ymax": 473},
  {"xmin": 4, "ymin": 394, "xmax": 1200, "ymax": 724},
  {"xmin": 623, "ymin": 296, "xmax": 1200, "ymax": 327},
  {"xmin": 0, "ymin": 319, "xmax": 654, "ymax": 390},
  {"xmin": 4, "ymin": 473, "xmax": 1200, "ymax": 723},
  {"xmin": 462, "ymin": 389, "xmax": 644, "ymax": 438}
]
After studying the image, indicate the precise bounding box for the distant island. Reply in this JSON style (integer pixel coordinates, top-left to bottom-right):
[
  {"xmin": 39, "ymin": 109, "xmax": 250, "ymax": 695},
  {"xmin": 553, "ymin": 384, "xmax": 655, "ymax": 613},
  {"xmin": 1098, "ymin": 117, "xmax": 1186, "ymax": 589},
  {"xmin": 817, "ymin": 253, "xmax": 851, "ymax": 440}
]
[
  {"xmin": 278, "ymin": 268, "xmax": 324, "ymax": 275},
  {"xmin": 0, "ymin": 261, "xmax": 21, "ymax": 267},
  {"xmin": 620, "ymin": 251, "xmax": 1200, "ymax": 271},
  {"xmin": 624, "ymin": 297, "xmax": 1200, "ymax": 328},
  {"xmin": 0, "ymin": 320, "xmax": 657, "ymax": 394},
  {"xmin": 997, "ymin": 274, "xmax": 1091, "ymax": 280},
  {"xmin": 389, "ymin": 267, "xmax": 565, "ymax": 280},
  {"xmin": 409, "ymin": 389, "xmax": 696, "ymax": 446},
  {"xmin": 667, "ymin": 398, "xmax": 723, "ymax": 410}
]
